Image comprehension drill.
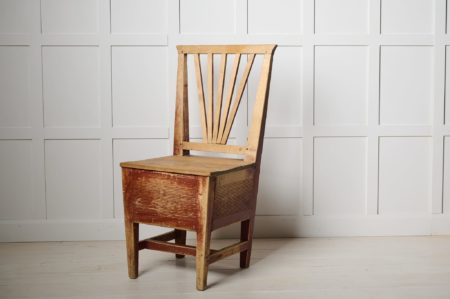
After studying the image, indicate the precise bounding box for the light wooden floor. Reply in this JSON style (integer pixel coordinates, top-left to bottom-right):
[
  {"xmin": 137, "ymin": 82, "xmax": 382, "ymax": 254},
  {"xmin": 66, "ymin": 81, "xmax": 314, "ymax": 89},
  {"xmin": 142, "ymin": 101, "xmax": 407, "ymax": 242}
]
[{"xmin": 1, "ymin": 237, "xmax": 450, "ymax": 298}]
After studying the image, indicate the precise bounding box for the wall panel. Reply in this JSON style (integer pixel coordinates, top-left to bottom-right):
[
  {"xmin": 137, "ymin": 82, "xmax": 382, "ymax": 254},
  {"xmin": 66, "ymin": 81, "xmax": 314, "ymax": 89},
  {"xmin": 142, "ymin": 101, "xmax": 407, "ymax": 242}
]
[
  {"xmin": 379, "ymin": 46, "xmax": 433, "ymax": 125},
  {"xmin": 442, "ymin": 137, "xmax": 450, "ymax": 214},
  {"xmin": 381, "ymin": 0, "xmax": 433, "ymax": 34},
  {"xmin": 110, "ymin": 0, "xmax": 167, "ymax": 34},
  {"xmin": 0, "ymin": 140, "xmax": 34, "ymax": 220},
  {"xmin": 248, "ymin": 0, "xmax": 303, "ymax": 34},
  {"xmin": 41, "ymin": 0, "xmax": 99, "ymax": 34},
  {"xmin": 179, "ymin": 0, "xmax": 236, "ymax": 34},
  {"xmin": 379, "ymin": 137, "xmax": 432, "ymax": 215},
  {"xmin": 314, "ymin": 46, "xmax": 368, "ymax": 125},
  {"xmin": 0, "ymin": 46, "xmax": 31, "ymax": 127},
  {"xmin": 315, "ymin": 0, "xmax": 368, "ymax": 34},
  {"xmin": 42, "ymin": 46, "xmax": 100, "ymax": 128},
  {"xmin": 0, "ymin": 0, "xmax": 35, "ymax": 34},
  {"xmin": 112, "ymin": 46, "xmax": 168, "ymax": 128},
  {"xmin": 45, "ymin": 140, "xmax": 102, "ymax": 219},
  {"xmin": 313, "ymin": 137, "xmax": 367, "ymax": 215}
]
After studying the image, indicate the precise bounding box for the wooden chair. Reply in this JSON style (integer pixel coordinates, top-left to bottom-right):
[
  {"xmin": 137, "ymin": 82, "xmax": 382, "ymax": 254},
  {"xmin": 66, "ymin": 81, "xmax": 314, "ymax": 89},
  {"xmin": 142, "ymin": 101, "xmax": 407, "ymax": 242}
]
[{"xmin": 120, "ymin": 44, "xmax": 277, "ymax": 290}]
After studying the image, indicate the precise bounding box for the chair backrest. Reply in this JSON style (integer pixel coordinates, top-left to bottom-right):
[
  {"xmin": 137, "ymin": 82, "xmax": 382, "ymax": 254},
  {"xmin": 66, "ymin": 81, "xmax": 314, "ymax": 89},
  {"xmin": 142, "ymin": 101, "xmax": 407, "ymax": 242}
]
[{"xmin": 173, "ymin": 44, "xmax": 277, "ymax": 164}]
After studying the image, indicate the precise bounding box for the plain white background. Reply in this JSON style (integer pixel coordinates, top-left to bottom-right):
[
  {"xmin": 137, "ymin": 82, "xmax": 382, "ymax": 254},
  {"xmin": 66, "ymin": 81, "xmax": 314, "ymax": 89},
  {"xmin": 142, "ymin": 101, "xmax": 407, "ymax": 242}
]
[{"xmin": 0, "ymin": 0, "xmax": 449, "ymax": 241}]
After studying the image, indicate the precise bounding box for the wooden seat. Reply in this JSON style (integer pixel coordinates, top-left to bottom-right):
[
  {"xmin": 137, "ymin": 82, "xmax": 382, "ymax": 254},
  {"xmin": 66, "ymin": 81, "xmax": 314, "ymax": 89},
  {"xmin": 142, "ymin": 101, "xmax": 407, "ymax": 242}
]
[
  {"xmin": 121, "ymin": 155, "xmax": 255, "ymax": 176},
  {"xmin": 121, "ymin": 44, "xmax": 277, "ymax": 290}
]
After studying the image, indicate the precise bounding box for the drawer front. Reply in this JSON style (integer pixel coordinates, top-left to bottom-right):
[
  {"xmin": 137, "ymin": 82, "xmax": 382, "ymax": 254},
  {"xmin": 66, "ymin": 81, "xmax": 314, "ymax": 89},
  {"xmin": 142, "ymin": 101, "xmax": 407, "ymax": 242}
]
[{"xmin": 122, "ymin": 168, "xmax": 202, "ymax": 230}]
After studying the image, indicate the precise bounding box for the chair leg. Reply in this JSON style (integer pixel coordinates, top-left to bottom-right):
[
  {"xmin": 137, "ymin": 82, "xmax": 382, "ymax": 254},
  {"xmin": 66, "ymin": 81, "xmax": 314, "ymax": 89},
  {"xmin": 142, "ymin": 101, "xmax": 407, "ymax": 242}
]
[
  {"xmin": 196, "ymin": 227, "xmax": 211, "ymax": 291},
  {"xmin": 240, "ymin": 218, "xmax": 254, "ymax": 268},
  {"xmin": 125, "ymin": 220, "xmax": 139, "ymax": 279},
  {"xmin": 174, "ymin": 229, "xmax": 187, "ymax": 258},
  {"xmin": 196, "ymin": 176, "xmax": 215, "ymax": 291}
]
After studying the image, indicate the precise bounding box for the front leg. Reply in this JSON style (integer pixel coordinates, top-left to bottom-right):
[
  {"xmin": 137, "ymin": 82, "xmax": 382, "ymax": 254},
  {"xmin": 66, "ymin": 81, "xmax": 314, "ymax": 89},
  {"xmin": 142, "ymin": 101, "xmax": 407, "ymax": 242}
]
[
  {"xmin": 125, "ymin": 221, "xmax": 139, "ymax": 279},
  {"xmin": 195, "ymin": 176, "xmax": 215, "ymax": 290}
]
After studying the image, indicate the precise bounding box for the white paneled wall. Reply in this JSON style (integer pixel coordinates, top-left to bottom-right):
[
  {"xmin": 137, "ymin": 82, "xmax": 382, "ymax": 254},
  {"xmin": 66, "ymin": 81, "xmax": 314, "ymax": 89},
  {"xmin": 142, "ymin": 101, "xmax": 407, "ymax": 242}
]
[{"xmin": 0, "ymin": 0, "xmax": 449, "ymax": 241}]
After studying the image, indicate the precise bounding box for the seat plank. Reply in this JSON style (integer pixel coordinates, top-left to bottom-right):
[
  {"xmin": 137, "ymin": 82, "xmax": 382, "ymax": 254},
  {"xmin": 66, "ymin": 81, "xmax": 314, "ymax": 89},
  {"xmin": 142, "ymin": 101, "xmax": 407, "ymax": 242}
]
[{"xmin": 121, "ymin": 155, "xmax": 255, "ymax": 176}]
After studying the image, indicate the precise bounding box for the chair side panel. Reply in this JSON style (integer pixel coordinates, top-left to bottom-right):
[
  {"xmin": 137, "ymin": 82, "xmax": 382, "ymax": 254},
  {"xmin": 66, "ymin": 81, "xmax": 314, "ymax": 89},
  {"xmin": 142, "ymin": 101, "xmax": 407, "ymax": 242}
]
[
  {"xmin": 122, "ymin": 168, "xmax": 201, "ymax": 230},
  {"xmin": 213, "ymin": 168, "xmax": 255, "ymax": 220}
]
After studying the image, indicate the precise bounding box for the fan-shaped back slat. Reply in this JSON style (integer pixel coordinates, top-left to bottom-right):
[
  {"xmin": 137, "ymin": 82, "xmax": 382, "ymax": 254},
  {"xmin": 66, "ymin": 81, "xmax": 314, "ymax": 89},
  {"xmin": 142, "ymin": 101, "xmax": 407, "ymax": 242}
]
[
  {"xmin": 212, "ymin": 54, "xmax": 227, "ymax": 143},
  {"xmin": 206, "ymin": 53, "xmax": 213, "ymax": 143},
  {"xmin": 174, "ymin": 44, "xmax": 277, "ymax": 163},
  {"xmin": 216, "ymin": 54, "xmax": 241, "ymax": 143},
  {"xmin": 193, "ymin": 54, "xmax": 208, "ymax": 143},
  {"xmin": 219, "ymin": 53, "xmax": 255, "ymax": 144}
]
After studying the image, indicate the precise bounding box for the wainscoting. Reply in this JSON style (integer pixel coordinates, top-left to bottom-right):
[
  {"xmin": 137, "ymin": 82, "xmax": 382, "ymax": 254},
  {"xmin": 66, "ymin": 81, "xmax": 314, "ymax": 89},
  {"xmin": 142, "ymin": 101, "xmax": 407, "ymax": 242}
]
[{"xmin": 1, "ymin": 0, "xmax": 450, "ymax": 241}]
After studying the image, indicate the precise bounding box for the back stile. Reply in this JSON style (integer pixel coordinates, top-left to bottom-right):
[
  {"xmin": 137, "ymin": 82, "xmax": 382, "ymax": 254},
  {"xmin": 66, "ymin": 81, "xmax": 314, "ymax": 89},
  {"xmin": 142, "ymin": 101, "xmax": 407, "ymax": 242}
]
[
  {"xmin": 207, "ymin": 53, "xmax": 214, "ymax": 143},
  {"xmin": 219, "ymin": 54, "xmax": 256, "ymax": 144},
  {"xmin": 194, "ymin": 54, "xmax": 208, "ymax": 143},
  {"xmin": 212, "ymin": 54, "xmax": 227, "ymax": 142},
  {"xmin": 173, "ymin": 52, "xmax": 189, "ymax": 155},
  {"xmin": 217, "ymin": 54, "xmax": 241, "ymax": 143},
  {"xmin": 245, "ymin": 53, "xmax": 274, "ymax": 162}
]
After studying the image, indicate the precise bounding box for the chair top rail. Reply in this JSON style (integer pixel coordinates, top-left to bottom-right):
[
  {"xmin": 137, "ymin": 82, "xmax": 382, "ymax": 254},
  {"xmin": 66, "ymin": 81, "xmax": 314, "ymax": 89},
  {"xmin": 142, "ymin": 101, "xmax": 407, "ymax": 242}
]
[{"xmin": 177, "ymin": 44, "xmax": 277, "ymax": 54}]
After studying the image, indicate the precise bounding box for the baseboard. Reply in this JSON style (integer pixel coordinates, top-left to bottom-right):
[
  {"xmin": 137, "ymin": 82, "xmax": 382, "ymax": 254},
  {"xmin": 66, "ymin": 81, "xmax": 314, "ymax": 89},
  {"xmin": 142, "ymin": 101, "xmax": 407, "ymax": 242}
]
[{"xmin": 0, "ymin": 215, "xmax": 449, "ymax": 242}]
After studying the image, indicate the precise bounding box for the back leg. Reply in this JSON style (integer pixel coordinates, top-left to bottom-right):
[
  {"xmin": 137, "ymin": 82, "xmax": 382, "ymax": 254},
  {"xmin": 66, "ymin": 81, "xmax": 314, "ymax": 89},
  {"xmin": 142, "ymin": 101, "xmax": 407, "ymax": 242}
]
[
  {"xmin": 174, "ymin": 229, "xmax": 187, "ymax": 258},
  {"xmin": 240, "ymin": 218, "xmax": 254, "ymax": 268}
]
